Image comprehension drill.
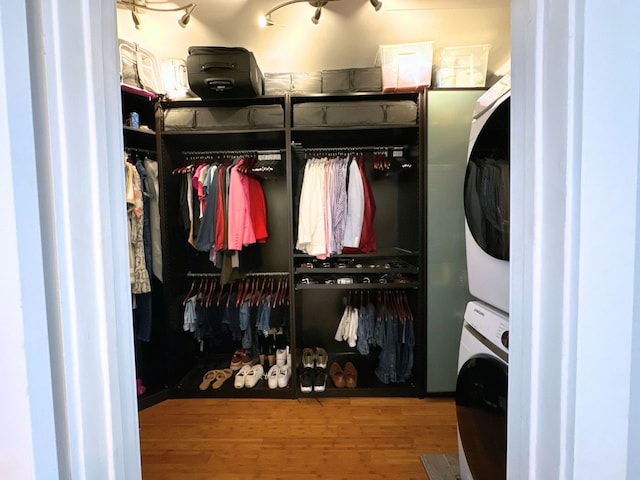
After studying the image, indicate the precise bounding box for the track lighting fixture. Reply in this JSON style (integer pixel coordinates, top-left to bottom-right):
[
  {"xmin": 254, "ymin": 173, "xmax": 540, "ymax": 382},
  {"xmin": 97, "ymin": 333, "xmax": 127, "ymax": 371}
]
[
  {"xmin": 369, "ymin": 0, "xmax": 382, "ymax": 12},
  {"xmin": 116, "ymin": 1, "xmax": 197, "ymax": 29},
  {"xmin": 311, "ymin": 6, "xmax": 322, "ymax": 25},
  {"xmin": 259, "ymin": 0, "xmax": 347, "ymax": 27},
  {"xmin": 131, "ymin": 9, "xmax": 141, "ymax": 29},
  {"xmin": 178, "ymin": 4, "xmax": 197, "ymax": 28}
]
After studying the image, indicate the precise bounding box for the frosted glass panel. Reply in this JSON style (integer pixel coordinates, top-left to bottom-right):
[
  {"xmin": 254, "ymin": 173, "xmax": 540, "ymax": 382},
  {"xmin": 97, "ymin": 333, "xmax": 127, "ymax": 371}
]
[{"xmin": 427, "ymin": 90, "xmax": 483, "ymax": 393}]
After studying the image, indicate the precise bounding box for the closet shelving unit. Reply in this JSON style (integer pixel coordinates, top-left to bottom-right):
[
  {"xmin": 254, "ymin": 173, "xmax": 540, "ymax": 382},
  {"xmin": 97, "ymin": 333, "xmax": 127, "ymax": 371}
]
[
  {"xmin": 155, "ymin": 90, "xmax": 434, "ymax": 399},
  {"xmin": 289, "ymin": 91, "xmax": 427, "ymax": 397},
  {"xmin": 121, "ymin": 86, "xmax": 168, "ymax": 410},
  {"xmin": 156, "ymin": 94, "xmax": 296, "ymax": 399}
]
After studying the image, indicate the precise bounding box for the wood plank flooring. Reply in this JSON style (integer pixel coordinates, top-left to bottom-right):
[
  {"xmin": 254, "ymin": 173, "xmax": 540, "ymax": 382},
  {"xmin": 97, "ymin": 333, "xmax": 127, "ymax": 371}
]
[{"xmin": 138, "ymin": 397, "xmax": 458, "ymax": 480}]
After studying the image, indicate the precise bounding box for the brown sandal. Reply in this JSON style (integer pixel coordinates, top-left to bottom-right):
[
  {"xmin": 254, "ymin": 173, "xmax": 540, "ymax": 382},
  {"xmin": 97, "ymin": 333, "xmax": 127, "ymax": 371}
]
[
  {"xmin": 199, "ymin": 370, "xmax": 218, "ymax": 390},
  {"xmin": 212, "ymin": 369, "xmax": 233, "ymax": 389}
]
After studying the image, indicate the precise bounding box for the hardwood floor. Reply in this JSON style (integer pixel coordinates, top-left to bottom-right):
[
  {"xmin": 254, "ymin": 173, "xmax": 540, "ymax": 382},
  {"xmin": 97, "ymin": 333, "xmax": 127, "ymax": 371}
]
[{"xmin": 138, "ymin": 397, "xmax": 457, "ymax": 480}]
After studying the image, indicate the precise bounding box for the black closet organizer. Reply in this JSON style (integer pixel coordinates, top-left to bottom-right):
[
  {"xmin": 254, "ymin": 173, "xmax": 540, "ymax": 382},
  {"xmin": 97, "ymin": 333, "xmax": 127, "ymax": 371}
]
[
  {"xmin": 290, "ymin": 92, "xmax": 425, "ymax": 397},
  {"xmin": 158, "ymin": 95, "xmax": 293, "ymax": 398},
  {"xmin": 121, "ymin": 86, "xmax": 168, "ymax": 409},
  {"xmin": 156, "ymin": 91, "xmax": 426, "ymax": 399}
]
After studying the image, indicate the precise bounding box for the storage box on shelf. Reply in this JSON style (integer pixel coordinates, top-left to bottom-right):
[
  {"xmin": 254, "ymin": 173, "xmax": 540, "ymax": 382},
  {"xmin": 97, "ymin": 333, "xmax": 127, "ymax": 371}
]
[
  {"xmin": 434, "ymin": 44, "xmax": 490, "ymax": 88},
  {"xmin": 264, "ymin": 72, "xmax": 323, "ymax": 95},
  {"xmin": 375, "ymin": 42, "xmax": 434, "ymax": 92}
]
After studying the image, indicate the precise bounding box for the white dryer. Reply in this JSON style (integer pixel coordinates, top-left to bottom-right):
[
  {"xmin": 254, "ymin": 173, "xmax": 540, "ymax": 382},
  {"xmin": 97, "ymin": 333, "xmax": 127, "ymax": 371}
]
[
  {"xmin": 456, "ymin": 300, "xmax": 508, "ymax": 480},
  {"xmin": 464, "ymin": 74, "xmax": 511, "ymax": 313}
]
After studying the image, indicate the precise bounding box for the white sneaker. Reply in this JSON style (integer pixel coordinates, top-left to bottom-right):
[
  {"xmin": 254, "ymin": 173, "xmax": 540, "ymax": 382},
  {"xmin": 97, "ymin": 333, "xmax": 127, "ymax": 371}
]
[
  {"xmin": 234, "ymin": 365, "xmax": 252, "ymax": 389},
  {"xmin": 278, "ymin": 365, "xmax": 291, "ymax": 388},
  {"xmin": 245, "ymin": 364, "xmax": 264, "ymax": 388},
  {"xmin": 267, "ymin": 365, "xmax": 280, "ymax": 389},
  {"xmin": 276, "ymin": 348, "xmax": 287, "ymax": 367}
]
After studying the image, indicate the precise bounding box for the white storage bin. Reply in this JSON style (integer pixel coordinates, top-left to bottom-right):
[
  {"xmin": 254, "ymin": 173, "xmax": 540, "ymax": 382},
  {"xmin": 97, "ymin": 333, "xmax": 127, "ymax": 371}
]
[
  {"xmin": 375, "ymin": 42, "xmax": 434, "ymax": 92},
  {"xmin": 435, "ymin": 44, "xmax": 490, "ymax": 88}
]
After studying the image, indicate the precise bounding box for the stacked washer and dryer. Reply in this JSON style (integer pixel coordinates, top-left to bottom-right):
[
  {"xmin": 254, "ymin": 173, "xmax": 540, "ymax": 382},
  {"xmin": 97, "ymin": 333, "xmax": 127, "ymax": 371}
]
[{"xmin": 456, "ymin": 74, "xmax": 511, "ymax": 480}]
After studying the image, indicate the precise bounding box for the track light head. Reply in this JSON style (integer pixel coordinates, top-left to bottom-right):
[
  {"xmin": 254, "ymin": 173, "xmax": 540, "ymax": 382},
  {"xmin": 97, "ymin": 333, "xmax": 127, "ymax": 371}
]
[
  {"xmin": 311, "ymin": 6, "xmax": 322, "ymax": 24},
  {"xmin": 259, "ymin": 13, "xmax": 274, "ymax": 27},
  {"xmin": 369, "ymin": 0, "xmax": 382, "ymax": 11},
  {"xmin": 178, "ymin": 4, "xmax": 196, "ymax": 28},
  {"xmin": 131, "ymin": 9, "xmax": 141, "ymax": 29}
]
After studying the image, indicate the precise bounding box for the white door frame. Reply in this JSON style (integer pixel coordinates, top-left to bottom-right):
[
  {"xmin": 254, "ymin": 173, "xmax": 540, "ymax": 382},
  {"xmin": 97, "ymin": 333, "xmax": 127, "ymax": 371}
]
[
  {"xmin": 510, "ymin": 0, "xmax": 640, "ymax": 478},
  {"xmin": 1, "ymin": 0, "xmax": 141, "ymax": 478}
]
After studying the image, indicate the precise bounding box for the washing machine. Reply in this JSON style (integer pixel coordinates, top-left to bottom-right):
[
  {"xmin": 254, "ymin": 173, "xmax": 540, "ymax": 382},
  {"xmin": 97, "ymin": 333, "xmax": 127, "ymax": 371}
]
[
  {"xmin": 464, "ymin": 74, "xmax": 511, "ymax": 313},
  {"xmin": 456, "ymin": 300, "xmax": 508, "ymax": 480}
]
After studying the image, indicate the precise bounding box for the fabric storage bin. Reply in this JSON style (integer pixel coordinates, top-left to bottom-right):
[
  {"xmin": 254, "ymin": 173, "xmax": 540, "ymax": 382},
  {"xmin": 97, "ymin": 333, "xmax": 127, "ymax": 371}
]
[
  {"xmin": 321, "ymin": 69, "xmax": 351, "ymax": 93},
  {"xmin": 194, "ymin": 105, "xmax": 284, "ymax": 130},
  {"xmin": 291, "ymin": 72, "xmax": 322, "ymax": 94},
  {"xmin": 352, "ymin": 67, "xmax": 382, "ymax": 92},
  {"xmin": 247, "ymin": 105, "xmax": 285, "ymax": 128},
  {"xmin": 163, "ymin": 108, "xmax": 196, "ymax": 131},
  {"xmin": 321, "ymin": 68, "xmax": 382, "ymax": 93},
  {"xmin": 324, "ymin": 101, "xmax": 386, "ymax": 126},
  {"xmin": 264, "ymin": 73, "xmax": 292, "ymax": 95},
  {"xmin": 293, "ymin": 103, "xmax": 326, "ymax": 126},
  {"xmin": 264, "ymin": 72, "xmax": 322, "ymax": 95},
  {"xmin": 384, "ymin": 101, "xmax": 418, "ymax": 124},
  {"xmin": 375, "ymin": 42, "xmax": 434, "ymax": 91}
]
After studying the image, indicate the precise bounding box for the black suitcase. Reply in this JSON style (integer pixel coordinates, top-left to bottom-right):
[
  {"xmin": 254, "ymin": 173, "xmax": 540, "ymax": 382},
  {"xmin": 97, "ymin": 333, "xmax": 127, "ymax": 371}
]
[{"xmin": 187, "ymin": 46, "xmax": 264, "ymax": 99}]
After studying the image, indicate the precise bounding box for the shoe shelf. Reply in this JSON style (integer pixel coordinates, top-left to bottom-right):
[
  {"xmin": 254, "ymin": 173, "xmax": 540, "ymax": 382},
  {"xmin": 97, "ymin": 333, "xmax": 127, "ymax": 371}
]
[
  {"xmin": 171, "ymin": 364, "xmax": 297, "ymax": 399},
  {"xmin": 296, "ymin": 353, "xmax": 421, "ymax": 398}
]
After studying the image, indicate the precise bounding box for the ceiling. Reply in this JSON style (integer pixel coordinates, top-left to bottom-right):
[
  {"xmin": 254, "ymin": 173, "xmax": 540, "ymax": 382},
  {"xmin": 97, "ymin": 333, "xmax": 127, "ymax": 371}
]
[{"xmin": 116, "ymin": 0, "xmax": 511, "ymax": 84}]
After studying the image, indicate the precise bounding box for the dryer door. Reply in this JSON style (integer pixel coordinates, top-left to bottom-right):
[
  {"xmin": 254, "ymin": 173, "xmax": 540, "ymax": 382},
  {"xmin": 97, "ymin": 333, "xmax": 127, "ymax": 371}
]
[
  {"xmin": 464, "ymin": 97, "xmax": 510, "ymax": 261},
  {"xmin": 456, "ymin": 355, "xmax": 507, "ymax": 480}
]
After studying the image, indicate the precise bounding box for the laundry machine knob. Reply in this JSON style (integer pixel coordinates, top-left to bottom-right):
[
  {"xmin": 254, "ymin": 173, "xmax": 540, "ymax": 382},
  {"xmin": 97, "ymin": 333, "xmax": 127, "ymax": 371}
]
[{"xmin": 501, "ymin": 331, "xmax": 509, "ymax": 349}]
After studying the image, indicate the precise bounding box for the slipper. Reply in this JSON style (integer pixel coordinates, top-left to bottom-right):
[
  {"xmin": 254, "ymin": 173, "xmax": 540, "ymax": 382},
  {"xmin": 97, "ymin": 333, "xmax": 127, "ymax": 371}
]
[
  {"xmin": 199, "ymin": 369, "xmax": 219, "ymax": 390},
  {"xmin": 211, "ymin": 368, "xmax": 233, "ymax": 389}
]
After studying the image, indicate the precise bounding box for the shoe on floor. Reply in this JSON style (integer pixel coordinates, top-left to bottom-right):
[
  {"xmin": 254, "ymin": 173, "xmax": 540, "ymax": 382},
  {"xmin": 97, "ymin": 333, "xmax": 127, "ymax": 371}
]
[
  {"xmin": 302, "ymin": 347, "xmax": 315, "ymax": 368},
  {"xmin": 245, "ymin": 364, "xmax": 264, "ymax": 388},
  {"xmin": 276, "ymin": 348, "xmax": 287, "ymax": 367},
  {"xmin": 211, "ymin": 369, "xmax": 233, "ymax": 390},
  {"xmin": 329, "ymin": 362, "xmax": 345, "ymax": 388},
  {"xmin": 315, "ymin": 347, "xmax": 328, "ymax": 369},
  {"xmin": 313, "ymin": 367, "xmax": 327, "ymax": 392},
  {"xmin": 300, "ymin": 367, "xmax": 314, "ymax": 393},
  {"xmin": 267, "ymin": 365, "xmax": 280, "ymax": 389},
  {"xmin": 343, "ymin": 361, "xmax": 358, "ymax": 388},
  {"xmin": 277, "ymin": 365, "xmax": 291, "ymax": 388},
  {"xmin": 199, "ymin": 370, "xmax": 218, "ymax": 390},
  {"xmin": 230, "ymin": 349, "xmax": 245, "ymax": 370},
  {"xmin": 234, "ymin": 365, "xmax": 252, "ymax": 389}
]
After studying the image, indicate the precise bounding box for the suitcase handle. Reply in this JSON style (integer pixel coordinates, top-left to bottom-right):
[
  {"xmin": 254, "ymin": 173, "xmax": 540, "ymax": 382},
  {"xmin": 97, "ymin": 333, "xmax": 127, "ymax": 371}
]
[{"xmin": 201, "ymin": 62, "xmax": 236, "ymax": 71}]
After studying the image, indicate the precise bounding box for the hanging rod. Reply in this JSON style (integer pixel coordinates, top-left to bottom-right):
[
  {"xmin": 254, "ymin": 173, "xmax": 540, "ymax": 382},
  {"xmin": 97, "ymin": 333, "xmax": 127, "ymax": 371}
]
[
  {"xmin": 181, "ymin": 148, "xmax": 284, "ymax": 157},
  {"xmin": 292, "ymin": 144, "xmax": 407, "ymax": 153},
  {"xmin": 187, "ymin": 271, "xmax": 289, "ymax": 277},
  {"xmin": 125, "ymin": 146, "xmax": 155, "ymax": 155}
]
